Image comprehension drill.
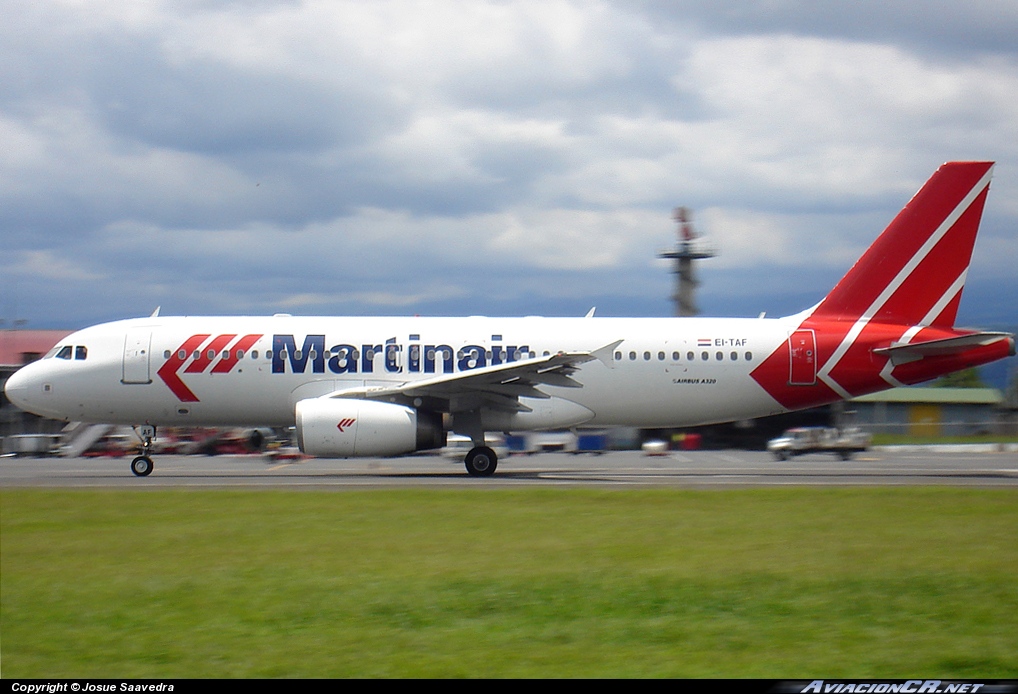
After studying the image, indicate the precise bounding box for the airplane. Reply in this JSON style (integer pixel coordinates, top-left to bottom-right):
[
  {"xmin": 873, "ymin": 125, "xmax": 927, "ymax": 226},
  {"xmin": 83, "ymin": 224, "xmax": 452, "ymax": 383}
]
[{"xmin": 4, "ymin": 161, "xmax": 1014, "ymax": 477}]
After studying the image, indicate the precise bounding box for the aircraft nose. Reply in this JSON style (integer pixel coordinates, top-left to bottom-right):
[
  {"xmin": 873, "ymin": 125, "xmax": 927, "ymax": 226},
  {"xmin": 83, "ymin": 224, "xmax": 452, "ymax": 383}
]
[{"xmin": 4, "ymin": 364, "xmax": 44, "ymax": 414}]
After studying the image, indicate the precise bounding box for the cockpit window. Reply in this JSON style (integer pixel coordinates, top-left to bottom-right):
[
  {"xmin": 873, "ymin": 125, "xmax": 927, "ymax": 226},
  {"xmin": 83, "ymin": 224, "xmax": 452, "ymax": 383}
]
[
  {"xmin": 75, "ymin": 346, "xmax": 88, "ymax": 360},
  {"xmin": 56, "ymin": 345, "xmax": 73, "ymax": 360}
]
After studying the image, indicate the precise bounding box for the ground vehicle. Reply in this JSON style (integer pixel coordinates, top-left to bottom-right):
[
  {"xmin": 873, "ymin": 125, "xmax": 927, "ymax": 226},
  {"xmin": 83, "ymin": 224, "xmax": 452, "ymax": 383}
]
[
  {"xmin": 767, "ymin": 427, "xmax": 871, "ymax": 460},
  {"xmin": 1, "ymin": 434, "xmax": 60, "ymax": 457}
]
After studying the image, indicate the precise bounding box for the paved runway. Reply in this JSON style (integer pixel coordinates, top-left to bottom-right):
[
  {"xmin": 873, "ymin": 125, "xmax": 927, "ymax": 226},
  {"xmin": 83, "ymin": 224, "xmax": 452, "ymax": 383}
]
[{"xmin": 2, "ymin": 447, "xmax": 1017, "ymax": 488}]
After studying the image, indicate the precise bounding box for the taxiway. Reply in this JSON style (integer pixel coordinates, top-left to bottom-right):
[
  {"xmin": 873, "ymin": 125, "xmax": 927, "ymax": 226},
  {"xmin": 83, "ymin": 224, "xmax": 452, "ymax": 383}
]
[{"xmin": 2, "ymin": 448, "xmax": 1017, "ymax": 489}]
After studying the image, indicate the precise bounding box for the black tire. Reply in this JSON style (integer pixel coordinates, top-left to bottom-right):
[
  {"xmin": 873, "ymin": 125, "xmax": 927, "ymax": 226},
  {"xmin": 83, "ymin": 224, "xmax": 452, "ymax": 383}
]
[
  {"xmin": 131, "ymin": 456, "xmax": 154, "ymax": 477},
  {"xmin": 464, "ymin": 446, "xmax": 497, "ymax": 477}
]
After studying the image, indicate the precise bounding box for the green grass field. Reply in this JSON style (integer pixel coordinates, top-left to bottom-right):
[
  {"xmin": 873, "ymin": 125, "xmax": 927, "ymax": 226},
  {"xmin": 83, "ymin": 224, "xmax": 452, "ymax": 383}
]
[
  {"xmin": 2, "ymin": 487, "xmax": 1016, "ymax": 677},
  {"xmin": 869, "ymin": 434, "xmax": 1018, "ymax": 445}
]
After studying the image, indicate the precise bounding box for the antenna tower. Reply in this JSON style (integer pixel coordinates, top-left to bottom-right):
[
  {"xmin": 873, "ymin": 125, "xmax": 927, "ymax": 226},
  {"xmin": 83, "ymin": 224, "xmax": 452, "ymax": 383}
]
[{"xmin": 657, "ymin": 207, "xmax": 717, "ymax": 317}]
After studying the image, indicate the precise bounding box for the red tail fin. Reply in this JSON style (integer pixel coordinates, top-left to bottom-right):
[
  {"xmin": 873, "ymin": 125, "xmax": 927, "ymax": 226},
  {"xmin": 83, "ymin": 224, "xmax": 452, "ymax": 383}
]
[
  {"xmin": 810, "ymin": 161, "xmax": 993, "ymax": 328},
  {"xmin": 751, "ymin": 161, "xmax": 1009, "ymax": 411}
]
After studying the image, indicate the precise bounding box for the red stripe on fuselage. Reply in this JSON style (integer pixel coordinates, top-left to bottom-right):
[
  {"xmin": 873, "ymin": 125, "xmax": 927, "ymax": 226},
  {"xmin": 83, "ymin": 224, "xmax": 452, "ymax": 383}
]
[
  {"xmin": 210, "ymin": 334, "xmax": 263, "ymax": 373},
  {"xmin": 156, "ymin": 334, "xmax": 211, "ymax": 403},
  {"xmin": 184, "ymin": 334, "xmax": 236, "ymax": 373}
]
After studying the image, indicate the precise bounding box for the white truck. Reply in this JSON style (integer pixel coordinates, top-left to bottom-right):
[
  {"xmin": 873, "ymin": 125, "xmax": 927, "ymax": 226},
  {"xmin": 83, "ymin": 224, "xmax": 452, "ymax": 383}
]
[{"xmin": 767, "ymin": 427, "xmax": 871, "ymax": 461}]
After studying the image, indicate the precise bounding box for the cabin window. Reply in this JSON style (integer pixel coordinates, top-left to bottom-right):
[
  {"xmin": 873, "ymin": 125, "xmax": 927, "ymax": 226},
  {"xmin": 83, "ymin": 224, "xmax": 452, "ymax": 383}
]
[
  {"xmin": 687, "ymin": 351, "xmax": 694, "ymax": 361},
  {"xmin": 701, "ymin": 351, "xmax": 709, "ymax": 361},
  {"xmin": 745, "ymin": 352, "xmax": 753, "ymax": 361},
  {"xmin": 251, "ymin": 350, "xmax": 259, "ymax": 359},
  {"xmin": 730, "ymin": 351, "xmax": 738, "ymax": 361},
  {"xmin": 716, "ymin": 351, "xmax": 724, "ymax": 361},
  {"xmin": 629, "ymin": 351, "xmax": 637, "ymax": 361},
  {"xmin": 644, "ymin": 351, "xmax": 651, "ymax": 361},
  {"xmin": 672, "ymin": 351, "xmax": 680, "ymax": 361}
]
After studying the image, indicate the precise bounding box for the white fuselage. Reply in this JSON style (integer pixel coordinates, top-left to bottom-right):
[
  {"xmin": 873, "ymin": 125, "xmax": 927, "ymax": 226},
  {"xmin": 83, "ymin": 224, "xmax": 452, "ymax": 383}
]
[{"xmin": 7, "ymin": 315, "xmax": 794, "ymax": 430}]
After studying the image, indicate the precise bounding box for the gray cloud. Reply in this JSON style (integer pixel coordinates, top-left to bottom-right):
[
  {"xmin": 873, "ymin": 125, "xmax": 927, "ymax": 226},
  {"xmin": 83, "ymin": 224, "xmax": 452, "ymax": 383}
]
[
  {"xmin": 634, "ymin": 0, "xmax": 1018, "ymax": 56},
  {"xmin": 1, "ymin": 0, "xmax": 1016, "ymax": 331}
]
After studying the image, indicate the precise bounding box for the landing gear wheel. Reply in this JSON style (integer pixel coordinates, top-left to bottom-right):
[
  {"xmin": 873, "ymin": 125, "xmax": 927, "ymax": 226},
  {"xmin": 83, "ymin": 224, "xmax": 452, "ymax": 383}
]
[
  {"xmin": 464, "ymin": 446, "xmax": 497, "ymax": 477},
  {"xmin": 131, "ymin": 456, "xmax": 154, "ymax": 477},
  {"xmin": 131, "ymin": 424, "xmax": 157, "ymax": 477}
]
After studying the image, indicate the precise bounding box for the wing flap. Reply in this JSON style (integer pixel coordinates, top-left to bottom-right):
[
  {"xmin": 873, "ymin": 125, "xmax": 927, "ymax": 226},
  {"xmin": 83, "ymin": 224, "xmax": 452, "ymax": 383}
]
[{"xmin": 320, "ymin": 341, "xmax": 621, "ymax": 414}]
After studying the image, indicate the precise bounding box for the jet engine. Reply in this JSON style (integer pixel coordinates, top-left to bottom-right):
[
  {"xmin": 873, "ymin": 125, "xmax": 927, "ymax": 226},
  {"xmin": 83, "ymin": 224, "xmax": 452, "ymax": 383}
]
[{"xmin": 295, "ymin": 398, "xmax": 445, "ymax": 457}]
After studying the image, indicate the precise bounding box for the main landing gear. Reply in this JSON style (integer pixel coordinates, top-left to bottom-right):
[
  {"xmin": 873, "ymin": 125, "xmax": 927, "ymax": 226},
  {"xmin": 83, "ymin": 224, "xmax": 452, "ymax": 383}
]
[
  {"xmin": 464, "ymin": 446, "xmax": 497, "ymax": 477},
  {"xmin": 454, "ymin": 412, "xmax": 498, "ymax": 477},
  {"xmin": 131, "ymin": 425, "xmax": 156, "ymax": 477}
]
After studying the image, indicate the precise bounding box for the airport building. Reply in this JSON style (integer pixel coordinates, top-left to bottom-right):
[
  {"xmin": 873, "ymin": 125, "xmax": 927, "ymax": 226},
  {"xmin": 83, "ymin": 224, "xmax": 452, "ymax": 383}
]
[
  {"xmin": 1, "ymin": 330, "xmax": 72, "ymax": 444},
  {"xmin": 849, "ymin": 386, "xmax": 1006, "ymax": 438}
]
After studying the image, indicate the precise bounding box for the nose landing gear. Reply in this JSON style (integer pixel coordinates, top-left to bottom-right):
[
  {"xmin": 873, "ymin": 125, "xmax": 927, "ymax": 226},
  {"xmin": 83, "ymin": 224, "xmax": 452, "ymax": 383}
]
[{"xmin": 131, "ymin": 425, "xmax": 156, "ymax": 477}]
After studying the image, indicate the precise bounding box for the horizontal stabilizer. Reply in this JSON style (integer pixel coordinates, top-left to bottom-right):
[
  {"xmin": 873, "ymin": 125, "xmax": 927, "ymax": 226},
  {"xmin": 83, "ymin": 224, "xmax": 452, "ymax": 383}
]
[{"xmin": 874, "ymin": 332, "xmax": 1015, "ymax": 365}]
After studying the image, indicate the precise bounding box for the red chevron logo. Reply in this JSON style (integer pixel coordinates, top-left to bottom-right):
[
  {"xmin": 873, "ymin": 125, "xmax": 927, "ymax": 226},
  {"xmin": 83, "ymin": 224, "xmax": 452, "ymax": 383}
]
[
  {"xmin": 158, "ymin": 333, "xmax": 263, "ymax": 402},
  {"xmin": 336, "ymin": 418, "xmax": 356, "ymax": 433}
]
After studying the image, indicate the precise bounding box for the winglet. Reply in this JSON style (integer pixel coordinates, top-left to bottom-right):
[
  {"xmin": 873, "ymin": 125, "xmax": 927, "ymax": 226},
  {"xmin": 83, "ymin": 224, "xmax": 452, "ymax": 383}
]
[
  {"xmin": 150, "ymin": 306, "xmax": 161, "ymax": 318},
  {"xmin": 592, "ymin": 340, "xmax": 622, "ymax": 369},
  {"xmin": 585, "ymin": 307, "xmax": 596, "ymax": 318}
]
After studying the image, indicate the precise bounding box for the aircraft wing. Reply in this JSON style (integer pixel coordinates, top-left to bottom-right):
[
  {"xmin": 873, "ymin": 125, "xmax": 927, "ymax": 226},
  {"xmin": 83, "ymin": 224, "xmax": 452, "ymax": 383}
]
[{"xmin": 325, "ymin": 340, "xmax": 621, "ymax": 414}]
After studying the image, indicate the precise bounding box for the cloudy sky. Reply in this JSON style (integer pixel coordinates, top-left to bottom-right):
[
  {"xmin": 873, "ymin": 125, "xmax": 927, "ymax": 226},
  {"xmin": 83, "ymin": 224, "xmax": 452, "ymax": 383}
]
[{"xmin": 3, "ymin": 0, "xmax": 1017, "ymax": 334}]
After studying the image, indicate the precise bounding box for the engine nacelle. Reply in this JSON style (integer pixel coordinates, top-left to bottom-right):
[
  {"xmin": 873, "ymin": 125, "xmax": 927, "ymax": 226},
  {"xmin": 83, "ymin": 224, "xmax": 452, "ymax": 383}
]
[{"xmin": 295, "ymin": 398, "xmax": 445, "ymax": 458}]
